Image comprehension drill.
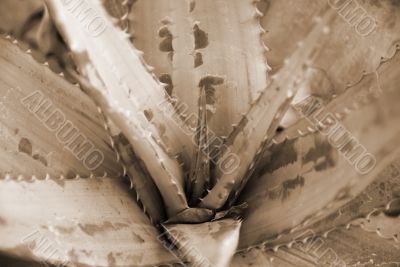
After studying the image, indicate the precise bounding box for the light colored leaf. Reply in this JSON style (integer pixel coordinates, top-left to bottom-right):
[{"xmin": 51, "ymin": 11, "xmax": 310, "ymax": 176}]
[
  {"xmin": 112, "ymin": 132, "xmax": 166, "ymax": 223},
  {"xmin": 188, "ymin": 86, "xmax": 211, "ymax": 204},
  {"xmin": 45, "ymin": 0, "xmax": 192, "ymax": 163},
  {"xmin": 164, "ymin": 219, "xmax": 241, "ymax": 267},
  {"xmin": 262, "ymin": 0, "xmax": 400, "ymax": 88},
  {"xmin": 232, "ymin": 216, "xmax": 400, "ymax": 267},
  {"xmin": 263, "ymin": 0, "xmax": 400, "ymax": 132},
  {"xmin": 45, "ymin": 0, "xmax": 189, "ymax": 216},
  {"xmin": 238, "ymin": 55, "xmax": 400, "ymax": 248},
  {"xmin": 200, "ymin": 11, "xmax": 336, "ymax": 210},
  {"xmin": 130, "ymin": 0, "xmax": 269, "ymax": 140},
  {"xmin": 274, "ymin": 45, "xmax": 400, "ymax": 144},
  {"xmin": 0, "ymin": 177, "xmax": 180, "ymax": 267},
  {"xmin": 0, "ymin": 36, "xmax": 121, "ymax": 179}
]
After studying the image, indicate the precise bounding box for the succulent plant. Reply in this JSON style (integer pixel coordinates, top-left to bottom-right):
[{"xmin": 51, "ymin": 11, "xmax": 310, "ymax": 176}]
[{"xmin": 0, "ymin": 0, "xmax": 399, "ymax": 266}]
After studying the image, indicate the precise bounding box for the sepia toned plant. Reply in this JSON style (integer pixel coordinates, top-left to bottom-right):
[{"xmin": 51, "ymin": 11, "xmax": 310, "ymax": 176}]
[{"xmin": 0, "ymin": 0, "xmax": 399, "ymax": 266}]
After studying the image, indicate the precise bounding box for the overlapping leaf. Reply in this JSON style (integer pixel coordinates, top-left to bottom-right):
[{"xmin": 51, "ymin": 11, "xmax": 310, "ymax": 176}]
[
  {"xmin": 263, "ymin": 0, "xmax": 400, "ymax": 133},
  {"xmin": 0, "ymin": 37, "xmax": 121, "ymax": 179},
  {"xmin": 232, "ymin": 214, "xmax": 400, "ymax": 266},
  {"xmin": 238, "ymin": 50, "xmax": 400, "ymax": 248},
  {"xmin": 130, "ymin": 0, "xmax": 269, "ymax": 140},
  {"xmin": 164, "ymin": 219, "xmax": 241, "ymax": 267},
  {"xmin": 0, "ymin": 177, "xmax": 180, "ymax": 267},
  {"xmin": 45, "ymin": 0, "xmax": 190, "ymax": 217}
]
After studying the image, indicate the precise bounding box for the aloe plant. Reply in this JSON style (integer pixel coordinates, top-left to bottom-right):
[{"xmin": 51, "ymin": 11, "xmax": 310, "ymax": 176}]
[{"xmin": 0, "ymin": 0, "xmax": 399, "ymax": 266}]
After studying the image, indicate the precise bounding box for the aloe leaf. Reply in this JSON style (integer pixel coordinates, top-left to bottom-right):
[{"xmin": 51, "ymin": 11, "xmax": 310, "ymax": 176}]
[
  {"xmin": 258, "ymin": 0, "xmax": 325, "ymax": 75},
  {"xmin": 129, "ymin": 0, "xmax": 177, "ymax": 100},
  {"xmin": 0, "ymin": 36, "xmax": 121, "ymax": 179},
  {"xmin": 45, "ymin": 0, "xmax": 190, "ymax": 216},
  {"xmin": 238, "ymin": 57, "xmax": 400, "ymax": 248},
  {"xmin": 130, "ymin": 0, "xmax": 269, "ymax": 141},
  {"xmin": 130, "ymin": 0, "xmax": 270, "ymax": 197},
  {"xmin": 289, "ymin": 160, "xmax": 400, "ymax": 239},
  {"xmin": 315, "ymin": 219, "xmax": 400, "ymax": 265},
  {"xmin": 233, "ymin": 167, "xmax": 400, "ymax": 267},
  {"xmin": 274, "ymin": 216, "xmax": 400, "ymax": 266},
  {"xmin": 165, "ymin": 207, "xmax": 215, "ymax": 224},
  {"xmin": 0, "ymin": 177, "xmax": 179, "ymax": 267},
  {"xmin": 0, "ymin": 0, "xmax": 75, "ymax": 78},
  {"xmin": 274, "ymin": 45, "xmax": 400, "ymax": 145},
  {"xmin": 351, "ymin": 212, "xmax": 400, "ymax": 242},
  {"xmin": 188, "ymin": 86, "xmax": 211, "ymax": 204},
  {"xmin": 75, "ymin": 75, "xmax": 189, "ymax": 216},
  {"xmin": 112, "ymin": 132, "xmax": 166, "ymax": 223},
  {"xmin": 199, "ymin": 10, "xmax": 337, "ymax": 210},
  {"xmin": 263, "ymin": 0, "xmax": 400, "ymax": 131},
  {"xmin": 45, "ymin": 0, "xmax": 192, "ymax": 163},
  {"xmin": 240, "ymin": 133, "xmax": 399, "ymax": 250},
  {"xmin": 232, "ymin": 214, "xmax": 400, "ymax": 267},
  {"xmin": 163, "ymin": 219, "xmax": 241, "ymax": 267},
  {"xmin": 262, "ymin": 0, "xmax": 400, "ymax": 88},
  {"xmin": 266, "ymin": 42, "xmax": 400, "ymax": 172},
  {"xmin": 71, "ymin": 76, "xmax": 166, "ymax": 222}
]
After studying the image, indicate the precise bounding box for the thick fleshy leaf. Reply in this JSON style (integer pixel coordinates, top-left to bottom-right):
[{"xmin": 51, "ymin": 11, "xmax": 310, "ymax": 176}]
[
  {"xmin": 187, "ymin": 86, "xmax": 211, "ymax": 204},
  {"xmin": 263, "ymin": 0, "xmax": 400, "ymax": 132},
  {"xmin": 260, "ymin": 46, "xmax": 400, "ymax": 173},
  {"xmin": 76, "ymin": 74, "xmax": 189, "ymax": 217},
  {"xmin": 200, "ymin": 11, "xmax": 335, "ymax": 210},
  {"xmin": 130, "ymin": 0, "xmax": 269, "ymax": 140},
  {"xmin": 163, "ymin": 219, "xmax": 241, "ymax": 267},
  {"xmin": 238, "ymin": 53, "xmax": 400, "ymax": 248},
  {"xmin": 130, "ymin": 0, "xmax": 270, "ymax": 203},
  {"xmin": 0, "ymin": 36, "xmax": 121, "ymax": 179},
  {"xmin": 129, "ymin": 0, "xmax": 177, "ymax": 89},
  {"xmin": 262, "ymin": 0, "xmax": 400, "ymax": 88},
  {"xmin": 45, "ymin": 0, "xmax": 189, "ymax": 216},
  {"xmin": 45, "ymin": 0, "xmax": 192, "ymax": 163},
  {"xmin": 0, "ymin": 0, "xmax": 76, "ymax": 79},
  {"xmin": 297, "ymin": 160, "xmax": 400, "ymax": 238},
  {"xmin": 234, "ymin": 161, "xmax": 400, "ymax": 265},
  {"xmin": 264, "ymin": 41, "xmax": 400, "ymax": 174},
  {"xmin": 274, "ymin": 44, "xmax": 400, "ymax": 145},
  {"xmin": 112, "ymin": 132, "xmax": 166, "ymax": 223},
  {"xmin": 0, "ymin": 177, "xmax": 180, "ymax": 267},
  {"xmin": 301, "ymin": 218, "xmax": 400, "ymax": 266},
  {"xmin": 232, "ymin": 214, "xmax": 400, "ymax": 266}
]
